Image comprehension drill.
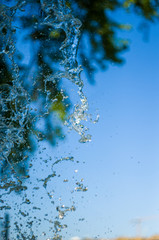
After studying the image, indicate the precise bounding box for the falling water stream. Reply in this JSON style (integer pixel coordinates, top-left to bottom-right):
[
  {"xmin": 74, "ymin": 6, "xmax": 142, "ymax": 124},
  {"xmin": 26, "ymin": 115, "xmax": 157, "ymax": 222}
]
[{"xmin": 0, "ymin": 0, "xmax": 98, "ymax": 239}]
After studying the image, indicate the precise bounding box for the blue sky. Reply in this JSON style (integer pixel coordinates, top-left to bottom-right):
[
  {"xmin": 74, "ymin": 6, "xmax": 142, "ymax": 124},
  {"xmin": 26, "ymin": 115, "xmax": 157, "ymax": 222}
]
[
  {"xmin": 55, "ymin": 14, "xmax": 159, "ymax": 239},
  {"xmin": 2, "ymin": 5, "xmax": 159, "ymax": 240}
]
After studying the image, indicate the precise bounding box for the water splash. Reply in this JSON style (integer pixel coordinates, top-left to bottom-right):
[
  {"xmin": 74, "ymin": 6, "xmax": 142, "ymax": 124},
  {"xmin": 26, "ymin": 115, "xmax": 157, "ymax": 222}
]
[
  {"xmin": 41, "ymin": 0, "xmax": 92, "ymax": 143},
  {"xmin": 0, "ymin": 0, "xmax": 30, "ymax": 165},
  {"xmin": 0, "ymin": 0, "xmax": 94, "ymax": 239}
]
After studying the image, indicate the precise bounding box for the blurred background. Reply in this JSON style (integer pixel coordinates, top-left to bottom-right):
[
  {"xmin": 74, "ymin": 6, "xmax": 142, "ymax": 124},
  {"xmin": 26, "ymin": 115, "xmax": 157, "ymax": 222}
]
[{"xmin": 0, "ymin": 0, "xmax": 159, "ymax": 239}]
